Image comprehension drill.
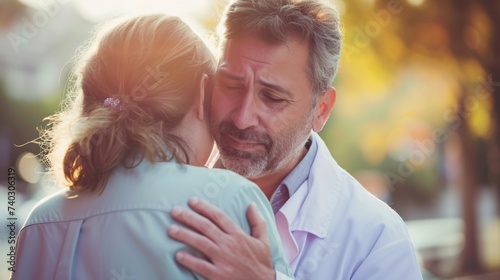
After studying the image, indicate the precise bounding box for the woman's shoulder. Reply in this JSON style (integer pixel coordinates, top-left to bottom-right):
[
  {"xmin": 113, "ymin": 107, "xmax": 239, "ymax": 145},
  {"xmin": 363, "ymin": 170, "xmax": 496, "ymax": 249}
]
[
  {"xmin": 184, "ymin": 166, "xmax": 263, "ymax": 199},
  {"xmin": 22, "ymin": 164, "xmax": 265, "ymax": 226},
  {"xmin": 187, "ymin": 167, "xmax": 270, "ymax": 217},
  {"xmin": 22, "ymin": 188, "xmax": 72, "ymax": 226}
]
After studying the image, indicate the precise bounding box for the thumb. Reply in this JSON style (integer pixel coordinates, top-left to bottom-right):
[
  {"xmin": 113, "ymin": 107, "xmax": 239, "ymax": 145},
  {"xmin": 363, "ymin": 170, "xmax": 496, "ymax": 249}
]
[{"xmin": 247, "ymin": 202, "xmax": 269, "ymax": 244}]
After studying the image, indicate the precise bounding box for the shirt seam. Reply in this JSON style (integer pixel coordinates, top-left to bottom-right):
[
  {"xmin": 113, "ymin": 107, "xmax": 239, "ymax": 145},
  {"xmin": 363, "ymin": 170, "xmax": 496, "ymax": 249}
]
[{"xmin": 25, "ymin": 207, "xmax": 173, "ymax": 227}]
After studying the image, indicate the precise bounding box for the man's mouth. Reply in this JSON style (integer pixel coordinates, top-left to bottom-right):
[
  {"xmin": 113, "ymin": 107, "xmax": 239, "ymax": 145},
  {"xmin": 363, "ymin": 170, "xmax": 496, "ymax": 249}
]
[{"xmin": 226, "ymin": 135, "xmax": 264, "ymax": 152}]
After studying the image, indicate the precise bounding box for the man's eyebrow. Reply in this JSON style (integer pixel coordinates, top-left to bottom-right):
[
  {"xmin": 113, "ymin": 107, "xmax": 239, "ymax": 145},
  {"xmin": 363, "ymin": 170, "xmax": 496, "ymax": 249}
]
[
  {"xmin": 218, "ymin": 68, "xmax": 293, "ymax": 98},
  {"xmin": 258, "ymin": 80, "xmax": 293, "ymax": 98}
]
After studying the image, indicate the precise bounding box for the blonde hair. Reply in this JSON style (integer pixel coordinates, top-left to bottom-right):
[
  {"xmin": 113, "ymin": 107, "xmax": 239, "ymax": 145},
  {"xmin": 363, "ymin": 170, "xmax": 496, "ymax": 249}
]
[{"xmin": 41, "ymin": 14, "xmax": 216, "ymax": 194}]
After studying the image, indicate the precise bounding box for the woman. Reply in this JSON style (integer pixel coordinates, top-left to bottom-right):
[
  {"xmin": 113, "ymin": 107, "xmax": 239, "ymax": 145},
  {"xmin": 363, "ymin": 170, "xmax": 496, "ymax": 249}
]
[{"xmin": 12, "ymin": 14, "xmax": 292, "ymax": 279}]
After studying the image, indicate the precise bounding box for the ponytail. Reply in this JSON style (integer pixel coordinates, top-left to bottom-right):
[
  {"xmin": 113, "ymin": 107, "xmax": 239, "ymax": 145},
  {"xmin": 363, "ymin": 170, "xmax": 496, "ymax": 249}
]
[{"xmin": 41, "ymin": 14, "xmax": 215, "ymax": 195}]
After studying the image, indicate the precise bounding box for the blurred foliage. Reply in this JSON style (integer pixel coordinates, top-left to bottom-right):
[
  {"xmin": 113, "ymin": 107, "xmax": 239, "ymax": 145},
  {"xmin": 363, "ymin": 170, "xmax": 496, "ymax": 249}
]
[{"xmin": 321, "ymin": 0, "xmax": 499, "ymax": 201}]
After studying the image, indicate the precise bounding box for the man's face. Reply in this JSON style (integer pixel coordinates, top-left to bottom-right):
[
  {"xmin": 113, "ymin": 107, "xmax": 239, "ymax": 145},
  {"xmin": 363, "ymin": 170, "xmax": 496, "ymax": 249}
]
[{"xmin": 210, "ymin": 34, "xmax": 316, "ymax": 179}]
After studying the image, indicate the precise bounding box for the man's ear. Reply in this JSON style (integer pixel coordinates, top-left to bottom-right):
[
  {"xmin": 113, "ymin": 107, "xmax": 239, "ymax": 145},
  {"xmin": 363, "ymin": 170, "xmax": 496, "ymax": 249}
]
[
  {"xmin": 197, "ymin": 74, "xmax": 209, "ymax": 121},
  {"xmin": 312, "ymin": 86, "xmax": 336, "ymax": 132}
]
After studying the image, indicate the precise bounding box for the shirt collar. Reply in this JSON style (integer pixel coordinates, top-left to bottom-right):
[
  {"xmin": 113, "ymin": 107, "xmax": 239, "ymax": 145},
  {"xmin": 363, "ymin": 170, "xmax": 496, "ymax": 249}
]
[
  {"xmin": 279, "ymin": 132, "xmax": 342, "ymax": 238},
  {"xmin": 281, "ymin": 136, "xmax": 317, "ymax": 196},
  {"xmin": 270, "ymin": 135, "xmax": 317, "ymax": 214}
]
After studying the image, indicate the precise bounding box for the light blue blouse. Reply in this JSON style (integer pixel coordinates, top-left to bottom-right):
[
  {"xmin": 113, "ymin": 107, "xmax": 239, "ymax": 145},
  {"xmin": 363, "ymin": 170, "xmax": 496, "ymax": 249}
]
[{"xmin": 11, "ymin": 160, "xmax": 293, "ymax": 279}]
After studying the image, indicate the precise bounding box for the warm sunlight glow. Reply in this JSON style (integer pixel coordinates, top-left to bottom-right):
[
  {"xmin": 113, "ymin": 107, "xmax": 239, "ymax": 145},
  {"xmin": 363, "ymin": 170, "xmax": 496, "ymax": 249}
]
[
  {"xmin": 407, "ymin": 0, "xmax": 424, "ymax": 7},
  {"xmin": 75, "ymin": 0, "xmax": 215, "ymax": 22},
  {"xmin": 21, "ymin": 0, "xmax": 216, "ymax": 23}
]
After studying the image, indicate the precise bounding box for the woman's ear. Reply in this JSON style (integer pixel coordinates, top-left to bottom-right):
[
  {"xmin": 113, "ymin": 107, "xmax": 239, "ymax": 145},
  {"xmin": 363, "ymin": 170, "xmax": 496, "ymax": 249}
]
[
  {"xmin": 197, "ymin": 74, "xmax": 209, "ymax": 121},
  {"xmin": 312, "ymin": 86, "xmax": 336, "ymax": 132}
]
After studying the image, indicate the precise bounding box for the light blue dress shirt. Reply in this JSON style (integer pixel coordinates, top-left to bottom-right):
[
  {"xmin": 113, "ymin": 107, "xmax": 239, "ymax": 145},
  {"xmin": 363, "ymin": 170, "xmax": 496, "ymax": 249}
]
[{"xmin": 11, "ymin": 160, "xmax": 293, "ymax": 279}]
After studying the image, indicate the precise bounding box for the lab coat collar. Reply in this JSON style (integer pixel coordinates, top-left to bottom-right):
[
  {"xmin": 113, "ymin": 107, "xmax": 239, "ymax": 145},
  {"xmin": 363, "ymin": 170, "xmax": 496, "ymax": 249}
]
[{"xmin": 279, "ymin": 132, "xmax": 342, "ymax": 238}]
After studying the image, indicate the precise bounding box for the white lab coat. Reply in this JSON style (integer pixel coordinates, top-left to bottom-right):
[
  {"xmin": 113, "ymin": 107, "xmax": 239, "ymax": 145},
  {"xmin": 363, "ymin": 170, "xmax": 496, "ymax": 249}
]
[{"xmin": 276, "ymin": 133, "xmax": 422, "ymax": 280}]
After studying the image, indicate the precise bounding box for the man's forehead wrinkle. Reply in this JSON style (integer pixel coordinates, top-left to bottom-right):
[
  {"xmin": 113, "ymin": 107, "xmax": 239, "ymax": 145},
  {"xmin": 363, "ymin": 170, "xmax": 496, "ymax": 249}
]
[
  {"xmin": 218, "ymin": 66, "xmax": 256, "ymax": 86},
  {"xmin": 241, "ymin": 55, "xmax": 271, "ymax": 66},
  {"xmin": 218, "ymin": 68, "xmax": 243, "ymax": 80},
  {"xmin": 219, "ymin": 59, "xmax": 265, "ymax": 82}
]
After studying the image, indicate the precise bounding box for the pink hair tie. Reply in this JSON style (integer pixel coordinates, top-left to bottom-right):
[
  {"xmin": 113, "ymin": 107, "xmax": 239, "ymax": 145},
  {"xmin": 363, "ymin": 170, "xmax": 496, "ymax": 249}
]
[{"xmin": 103, "ymin": 97, "xmax": 122, "ymax": 110}]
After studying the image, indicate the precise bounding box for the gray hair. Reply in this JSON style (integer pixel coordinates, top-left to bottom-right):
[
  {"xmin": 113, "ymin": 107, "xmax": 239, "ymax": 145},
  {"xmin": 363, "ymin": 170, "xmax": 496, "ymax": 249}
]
[{"xmin": 217, "ymin": 0, "xmax": 342, "ymax": 96}]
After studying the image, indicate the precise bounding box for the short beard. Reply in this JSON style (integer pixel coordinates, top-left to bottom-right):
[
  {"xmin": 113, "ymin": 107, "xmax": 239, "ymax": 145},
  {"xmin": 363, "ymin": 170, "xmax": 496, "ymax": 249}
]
[
  {"xmin": 210, "ymin": 113, "xmax": 313, "ymax": 179},
  {"xmin": 209, "ymin": 93, "xmax": 318, "ymax": 179},
  {"xmin": 211, "ymin": 121, "xmax": 273, "ymax": 178}
]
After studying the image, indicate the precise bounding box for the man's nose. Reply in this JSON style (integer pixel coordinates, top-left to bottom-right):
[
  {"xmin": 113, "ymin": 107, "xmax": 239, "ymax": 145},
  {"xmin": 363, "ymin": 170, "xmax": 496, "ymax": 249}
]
[{"xmin": 232, "ymin": 92, "xmax": 259, "ymax": 130}]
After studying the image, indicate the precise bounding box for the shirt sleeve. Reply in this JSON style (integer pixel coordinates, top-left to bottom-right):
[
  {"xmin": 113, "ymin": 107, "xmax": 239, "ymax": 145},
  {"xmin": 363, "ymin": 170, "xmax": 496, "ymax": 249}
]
[
  {"xmin": 351, "ymin": 238, "xmax": 423, "ymax": 280},
  {"xmin": 221, "ymin": 184, "xmax": 295, "ymax": 278}
]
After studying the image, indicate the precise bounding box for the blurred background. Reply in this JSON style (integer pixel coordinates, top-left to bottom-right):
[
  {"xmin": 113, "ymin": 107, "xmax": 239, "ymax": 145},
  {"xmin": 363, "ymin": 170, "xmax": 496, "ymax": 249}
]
[{"xmin": 0, "ymin": 0, "xmax": 499, "ymax": 279}]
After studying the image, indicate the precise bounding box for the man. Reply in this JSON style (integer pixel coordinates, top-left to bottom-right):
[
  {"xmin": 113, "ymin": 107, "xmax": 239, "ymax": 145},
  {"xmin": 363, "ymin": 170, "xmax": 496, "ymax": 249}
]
[{"xmin": 168, "ymin": 0, "xmax": 423, "ymax": 279}]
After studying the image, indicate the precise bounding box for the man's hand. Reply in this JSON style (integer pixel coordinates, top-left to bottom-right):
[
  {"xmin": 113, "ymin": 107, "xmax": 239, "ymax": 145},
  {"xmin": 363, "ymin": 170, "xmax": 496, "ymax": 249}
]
[{"xmin": 167, "ymin": 197, "xmax": 276, "ymax": 280}]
